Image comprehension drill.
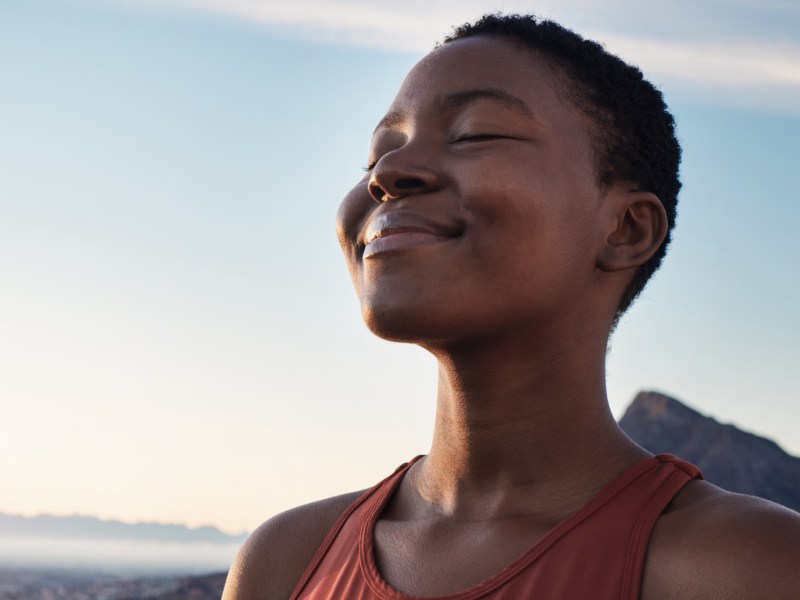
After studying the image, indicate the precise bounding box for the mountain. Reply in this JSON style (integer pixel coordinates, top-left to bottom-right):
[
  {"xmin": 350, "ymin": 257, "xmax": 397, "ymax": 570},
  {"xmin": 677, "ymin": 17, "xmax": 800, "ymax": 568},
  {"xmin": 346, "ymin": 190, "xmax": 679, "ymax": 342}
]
[
  {"xmin": 0, "ymin": 513, "xmax": 247, "ymax": 544},
  {"xmin": 0, "ymin": 514, "xmax": 246, "ymax": 573},
  {"xmin": 0, "ymin": 569, "xmax": 228, "ymax": 600},
  {"xmin": 619, "ymin": 390, "xmax": 800, "ymax": 513}
]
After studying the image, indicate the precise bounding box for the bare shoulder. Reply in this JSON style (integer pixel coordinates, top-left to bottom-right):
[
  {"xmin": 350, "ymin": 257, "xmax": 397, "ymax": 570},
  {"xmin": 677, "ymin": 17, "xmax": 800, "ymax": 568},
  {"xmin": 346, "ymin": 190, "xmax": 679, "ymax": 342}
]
[
  {"xmin": 221, "ymin": 489, "xmax": 366, "ymax": 600},
  {"xmin": 643, "ymin": 479, "xmax": 800, "ymax": 600}
]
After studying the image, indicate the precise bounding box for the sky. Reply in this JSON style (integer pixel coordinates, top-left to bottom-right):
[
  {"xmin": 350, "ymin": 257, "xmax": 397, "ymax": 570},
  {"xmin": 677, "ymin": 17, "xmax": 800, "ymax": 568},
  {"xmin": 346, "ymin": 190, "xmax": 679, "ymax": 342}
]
[{"xmin": 0, "ymin": 0, "xmax": 798, "ymax": 535}]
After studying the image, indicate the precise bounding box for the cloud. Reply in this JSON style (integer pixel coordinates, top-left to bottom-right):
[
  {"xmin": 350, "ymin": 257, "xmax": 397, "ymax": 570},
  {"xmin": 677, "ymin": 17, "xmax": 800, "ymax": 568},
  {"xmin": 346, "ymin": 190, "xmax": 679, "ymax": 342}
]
[
  {"xmin": 105, "ymin": 0, "xmax": 800, "ymax": 111},
  {"xmin": 124, "ymin": 0, "xmax": 481, "ymax": 51},
  {"xmin": 596, "ymin": 35, "xmax": 800, "ymax": 100},
  {"xmin": 599, "ymin": 36, "xmax": 800, "ymax": 113}
]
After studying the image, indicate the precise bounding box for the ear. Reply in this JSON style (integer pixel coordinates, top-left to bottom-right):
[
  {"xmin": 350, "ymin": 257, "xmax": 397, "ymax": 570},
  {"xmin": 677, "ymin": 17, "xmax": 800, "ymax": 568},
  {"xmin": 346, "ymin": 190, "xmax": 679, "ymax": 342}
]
[{"xmin": 596, "ymin": 188, "xmax": 668, "ymax": 273}]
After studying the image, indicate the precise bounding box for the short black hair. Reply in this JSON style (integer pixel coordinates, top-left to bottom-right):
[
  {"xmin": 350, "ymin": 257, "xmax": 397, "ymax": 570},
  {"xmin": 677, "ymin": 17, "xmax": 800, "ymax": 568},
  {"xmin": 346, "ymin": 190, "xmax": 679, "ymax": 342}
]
[{"xmin": 443, "ymin": 14, "xmax": 682, "ymax": 316}]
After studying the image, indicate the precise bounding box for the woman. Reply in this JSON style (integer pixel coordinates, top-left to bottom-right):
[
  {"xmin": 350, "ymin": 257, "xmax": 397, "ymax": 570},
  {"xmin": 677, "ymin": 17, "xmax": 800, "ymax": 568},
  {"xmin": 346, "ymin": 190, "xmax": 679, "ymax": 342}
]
[{"xmin": 224, "ymin": 14, "xmax": 800, "ymax": 600}]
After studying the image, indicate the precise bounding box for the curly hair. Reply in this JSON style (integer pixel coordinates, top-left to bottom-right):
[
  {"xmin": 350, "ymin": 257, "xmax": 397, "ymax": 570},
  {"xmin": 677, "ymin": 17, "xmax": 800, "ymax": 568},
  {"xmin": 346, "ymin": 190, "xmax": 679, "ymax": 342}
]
[{"xmin": 443, "ymin": 14, "xmax": 682, "ymax": 316}]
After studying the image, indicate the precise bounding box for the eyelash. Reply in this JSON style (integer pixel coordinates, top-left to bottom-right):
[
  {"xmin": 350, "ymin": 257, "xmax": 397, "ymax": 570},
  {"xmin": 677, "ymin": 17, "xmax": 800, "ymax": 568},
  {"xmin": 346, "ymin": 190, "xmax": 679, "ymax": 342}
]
[{"xmin": 453, "ymin": 133, "xmax": 504, "ymax": 143}]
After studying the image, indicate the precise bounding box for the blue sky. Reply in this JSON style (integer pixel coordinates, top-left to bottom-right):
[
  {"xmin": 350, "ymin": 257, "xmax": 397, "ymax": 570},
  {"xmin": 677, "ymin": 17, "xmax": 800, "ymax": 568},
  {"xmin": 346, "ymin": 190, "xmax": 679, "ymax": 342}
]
[{"xmin": 1, "ymin": 0, "xmax": 798, "ymax": 534}]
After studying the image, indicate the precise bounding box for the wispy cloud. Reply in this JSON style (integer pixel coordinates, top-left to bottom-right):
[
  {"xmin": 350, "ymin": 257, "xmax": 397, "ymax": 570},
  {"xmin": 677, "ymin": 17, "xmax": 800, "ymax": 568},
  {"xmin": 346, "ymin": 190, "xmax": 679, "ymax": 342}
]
[
  {"xmin": 597, "ymin": 35, "xmax": 800, "ymax": 102},
  {"xmin": 105, "ymin": 0, "xmax": 800, "ymax": 111}
]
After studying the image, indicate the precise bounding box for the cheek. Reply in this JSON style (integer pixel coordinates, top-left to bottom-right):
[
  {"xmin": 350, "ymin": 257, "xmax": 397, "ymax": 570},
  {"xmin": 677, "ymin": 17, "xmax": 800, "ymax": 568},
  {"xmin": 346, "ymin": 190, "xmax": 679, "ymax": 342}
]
[
  {"xmin": 455, "ymin": 160, "xmax": 554, "ymax": 249},
  {"xmin": 335, "ymin": 183, "xmax": 367, "ymax": 244},
  {"xmin": 335, "ymin": 184, "xmax": 372, "ymax": 292},
  {"xmin": 458, "ymin": 160, "xmax": 599, "ymax": 286}
]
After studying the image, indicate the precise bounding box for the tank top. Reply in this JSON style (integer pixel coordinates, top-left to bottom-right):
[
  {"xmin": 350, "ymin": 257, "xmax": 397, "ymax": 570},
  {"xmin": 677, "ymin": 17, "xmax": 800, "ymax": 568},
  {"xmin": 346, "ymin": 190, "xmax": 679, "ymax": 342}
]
[{"xmin": 290, "ymin": 454, "xmax": 702, "ymax": 599}]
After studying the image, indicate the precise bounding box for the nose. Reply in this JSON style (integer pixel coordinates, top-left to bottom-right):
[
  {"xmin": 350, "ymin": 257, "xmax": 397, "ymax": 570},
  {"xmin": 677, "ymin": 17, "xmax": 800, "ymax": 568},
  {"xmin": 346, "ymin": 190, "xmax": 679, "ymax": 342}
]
[{"xmin": 368, "ymin": 150, "xmax": 440, "ymax": 203}]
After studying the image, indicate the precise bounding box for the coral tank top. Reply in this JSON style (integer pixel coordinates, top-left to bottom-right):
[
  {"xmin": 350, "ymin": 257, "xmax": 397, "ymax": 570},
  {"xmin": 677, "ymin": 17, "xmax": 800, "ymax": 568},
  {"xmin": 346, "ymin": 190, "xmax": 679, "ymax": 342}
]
[{"xmin": 289, "ymin": 454, "xmax": 702, "ymax": 599}]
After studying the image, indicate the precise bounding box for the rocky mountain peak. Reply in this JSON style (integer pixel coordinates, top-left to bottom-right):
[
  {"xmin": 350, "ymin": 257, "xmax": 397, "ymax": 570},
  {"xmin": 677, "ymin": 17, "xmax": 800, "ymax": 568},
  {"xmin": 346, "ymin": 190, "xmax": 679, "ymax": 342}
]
[
  {"xmin": 619, "ymin": 390, "xmax": 800, "ymax": 513},
  {"xmin": 624, "ymin": 390, "xmax": 704, "ymax": 422}
]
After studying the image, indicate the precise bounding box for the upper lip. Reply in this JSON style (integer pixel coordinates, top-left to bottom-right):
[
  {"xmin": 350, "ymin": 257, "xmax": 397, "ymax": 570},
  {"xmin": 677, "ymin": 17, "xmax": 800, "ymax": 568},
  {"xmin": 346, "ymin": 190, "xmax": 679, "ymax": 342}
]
[{"xmin": 362, "ymin": 212, "xmax": 464, "ymax": 246}]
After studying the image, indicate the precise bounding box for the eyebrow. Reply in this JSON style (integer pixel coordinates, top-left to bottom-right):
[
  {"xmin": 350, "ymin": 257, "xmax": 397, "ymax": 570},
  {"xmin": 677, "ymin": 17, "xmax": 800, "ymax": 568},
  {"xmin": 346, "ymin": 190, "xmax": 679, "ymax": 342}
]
[
  {"xmin": 373, "ymin": 88, "xmax": 535, "ymax": 134},
  {"xmin": 440, "ymin": 88, "xmax": 534, "ymax": 118}
]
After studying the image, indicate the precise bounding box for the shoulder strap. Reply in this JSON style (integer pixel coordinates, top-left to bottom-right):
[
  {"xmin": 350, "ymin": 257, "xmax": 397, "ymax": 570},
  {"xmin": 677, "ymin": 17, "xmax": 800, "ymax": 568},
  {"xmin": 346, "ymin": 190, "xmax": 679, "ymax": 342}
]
[
  {"xmin": 621, "ymin": 455, "xmax": 702, "ymax": 600},
  {"xmin": 288, "ymin": 458, "xmax": 421, "ymax": 600}
]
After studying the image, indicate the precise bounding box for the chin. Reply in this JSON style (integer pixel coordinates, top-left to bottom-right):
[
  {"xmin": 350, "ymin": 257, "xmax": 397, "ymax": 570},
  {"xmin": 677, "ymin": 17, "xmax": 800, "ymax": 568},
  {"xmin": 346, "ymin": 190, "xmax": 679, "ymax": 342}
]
[
  {"xmin": 359, "ymin": 297, "xmax": 498, "ymax": 346},
  {"xmin": 359, "ymin": 300, "xmax": 457, "ymax": 344},
  {"xmin": 361, "ymin": 304, "xmax": 430, "ymax": 343},
  {"xmin": 354, "ymin": 275, "xmax": 536, "ymax": 345}
]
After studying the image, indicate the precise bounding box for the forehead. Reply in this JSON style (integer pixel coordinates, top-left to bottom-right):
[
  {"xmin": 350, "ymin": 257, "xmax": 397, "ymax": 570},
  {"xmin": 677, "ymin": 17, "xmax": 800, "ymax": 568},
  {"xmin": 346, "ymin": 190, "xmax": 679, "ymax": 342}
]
[{"xmin": 386, "ymin": 36, "xmax": 584, "ymax": 133}]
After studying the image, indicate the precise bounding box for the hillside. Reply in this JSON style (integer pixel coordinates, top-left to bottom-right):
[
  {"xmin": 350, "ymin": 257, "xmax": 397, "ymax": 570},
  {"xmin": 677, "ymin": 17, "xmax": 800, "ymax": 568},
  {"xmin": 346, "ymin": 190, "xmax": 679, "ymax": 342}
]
[
  {"xmin": 0, "ymin": 513, "xmax": 246, "ymax": 544},
  {"xmin": 619, "ymin": 390, "xmax": 800, "ymax": 512}
]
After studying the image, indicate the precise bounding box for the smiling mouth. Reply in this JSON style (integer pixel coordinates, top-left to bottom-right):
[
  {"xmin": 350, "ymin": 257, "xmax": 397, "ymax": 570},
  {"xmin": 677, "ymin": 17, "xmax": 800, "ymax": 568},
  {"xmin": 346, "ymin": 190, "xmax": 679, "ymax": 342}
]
[{"xmin": 363, "ymin": 227, "xmax": 460, "ymax": 258}]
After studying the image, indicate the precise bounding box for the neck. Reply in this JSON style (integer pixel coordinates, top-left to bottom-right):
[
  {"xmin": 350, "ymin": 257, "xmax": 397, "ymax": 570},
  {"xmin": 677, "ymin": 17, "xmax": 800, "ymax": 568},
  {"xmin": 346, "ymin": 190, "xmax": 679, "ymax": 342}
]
[{"xmin": 414, "ymin": 323, "xmax": 646, "ymax": 518}]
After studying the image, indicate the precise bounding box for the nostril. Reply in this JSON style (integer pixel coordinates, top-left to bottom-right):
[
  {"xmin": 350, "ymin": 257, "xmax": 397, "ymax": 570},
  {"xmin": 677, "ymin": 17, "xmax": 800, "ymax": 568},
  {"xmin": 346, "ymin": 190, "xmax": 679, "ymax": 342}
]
[
  {"xmin": 369, "ymin": 177, "xmax": 427, "ymax": 202},
  {"xmin": 395, "ymin": 177, "xmax": 425, "ymax": 191},
  {"xmin": 368, "ymin": 174, "xmax": 432, "ymax": 203},
  {"xmin": 368, "ymin": 181, "xmax": 389, "ymax": 202}
]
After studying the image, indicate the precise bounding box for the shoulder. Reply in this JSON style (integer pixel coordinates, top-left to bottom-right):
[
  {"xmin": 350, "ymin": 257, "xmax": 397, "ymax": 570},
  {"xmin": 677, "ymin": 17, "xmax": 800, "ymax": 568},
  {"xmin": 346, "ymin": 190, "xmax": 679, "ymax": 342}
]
[
  {"xmin": 221, "ymin": 489, "xmax": 366, "ymax": 600},
  {"xmin": 643, "ymin": 479, "xmax": 800, "ymax": 600}
]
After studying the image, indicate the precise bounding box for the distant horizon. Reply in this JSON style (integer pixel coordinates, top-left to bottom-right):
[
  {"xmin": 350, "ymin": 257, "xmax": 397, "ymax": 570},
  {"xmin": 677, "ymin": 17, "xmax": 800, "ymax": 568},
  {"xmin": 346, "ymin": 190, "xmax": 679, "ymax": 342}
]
[
  {"xmin": 0, "ymin": 512, "xmax": 244, "ymax": 574},
  {"xmin": 0, "ymin": 536, "xmax": 238, "ymax": 575},
  {"xmin": 0, "ymin": 511, "xmax": 248, "ymax": 539}
]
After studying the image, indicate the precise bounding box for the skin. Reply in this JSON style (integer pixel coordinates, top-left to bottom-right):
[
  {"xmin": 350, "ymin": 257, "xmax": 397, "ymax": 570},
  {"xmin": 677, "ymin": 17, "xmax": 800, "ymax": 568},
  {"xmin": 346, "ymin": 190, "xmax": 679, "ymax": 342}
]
[{"xmin": 223, "ymin": 36, "xmax": 800, "ymax": 600}]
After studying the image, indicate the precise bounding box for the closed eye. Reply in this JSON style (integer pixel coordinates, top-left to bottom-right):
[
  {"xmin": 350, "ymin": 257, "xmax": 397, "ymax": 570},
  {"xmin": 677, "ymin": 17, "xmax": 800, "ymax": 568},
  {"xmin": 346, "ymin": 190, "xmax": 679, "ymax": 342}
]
[{"xmin": 452, "ymin": 133, "xmax": 508, "ymax": 143}]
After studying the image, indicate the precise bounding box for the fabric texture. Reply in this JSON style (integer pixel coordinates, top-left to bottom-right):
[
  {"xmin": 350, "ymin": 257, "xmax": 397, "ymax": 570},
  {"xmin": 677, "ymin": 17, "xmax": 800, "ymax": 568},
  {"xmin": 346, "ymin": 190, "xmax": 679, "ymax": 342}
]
[{"xmin": 290, "ymin": 454, "xmax": 702, "ymax": 599}]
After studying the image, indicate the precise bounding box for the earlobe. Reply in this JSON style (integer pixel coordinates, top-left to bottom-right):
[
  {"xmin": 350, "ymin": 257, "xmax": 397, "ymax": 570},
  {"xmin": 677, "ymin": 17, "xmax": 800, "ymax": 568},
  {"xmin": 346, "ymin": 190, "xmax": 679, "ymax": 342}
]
[{"xmin": 597, "ymin": 190, "xmax": 668, "ymax": 273}]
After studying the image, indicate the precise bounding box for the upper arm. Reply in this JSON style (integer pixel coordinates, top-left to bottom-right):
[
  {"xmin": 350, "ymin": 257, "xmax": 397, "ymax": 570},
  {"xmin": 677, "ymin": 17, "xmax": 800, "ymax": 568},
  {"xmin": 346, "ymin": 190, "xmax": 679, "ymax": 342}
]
[
  {"xmin": 644, "ymin": 483, "xmax": 800, "ymax": 600},
  {"xmin": 222, "ymin": 490, "xmax": 364, "ymax": 600}
]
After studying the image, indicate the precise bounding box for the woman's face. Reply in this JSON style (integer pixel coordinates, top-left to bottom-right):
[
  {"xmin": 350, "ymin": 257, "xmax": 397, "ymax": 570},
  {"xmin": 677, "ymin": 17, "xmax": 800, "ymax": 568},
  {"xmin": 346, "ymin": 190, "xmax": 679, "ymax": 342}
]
[{"xmin": 337, "ymin": 36, "xmax": 608, "ymax": 345}]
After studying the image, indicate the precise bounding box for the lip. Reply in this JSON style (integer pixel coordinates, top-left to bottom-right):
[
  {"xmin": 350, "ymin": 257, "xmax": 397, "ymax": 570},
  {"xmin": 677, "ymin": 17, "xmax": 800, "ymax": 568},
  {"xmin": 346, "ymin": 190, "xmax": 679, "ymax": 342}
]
[{"xmin": 362, "ymin": 213, "xmax": 463, "ymax": 258}]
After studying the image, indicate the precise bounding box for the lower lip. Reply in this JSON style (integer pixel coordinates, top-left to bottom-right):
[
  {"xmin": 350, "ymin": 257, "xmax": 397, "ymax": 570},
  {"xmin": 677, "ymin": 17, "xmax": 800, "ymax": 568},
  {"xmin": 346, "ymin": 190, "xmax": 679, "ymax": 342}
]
[{"xmin": 363, "ymin": 232, "xmax": 454, "ymax": 258}]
